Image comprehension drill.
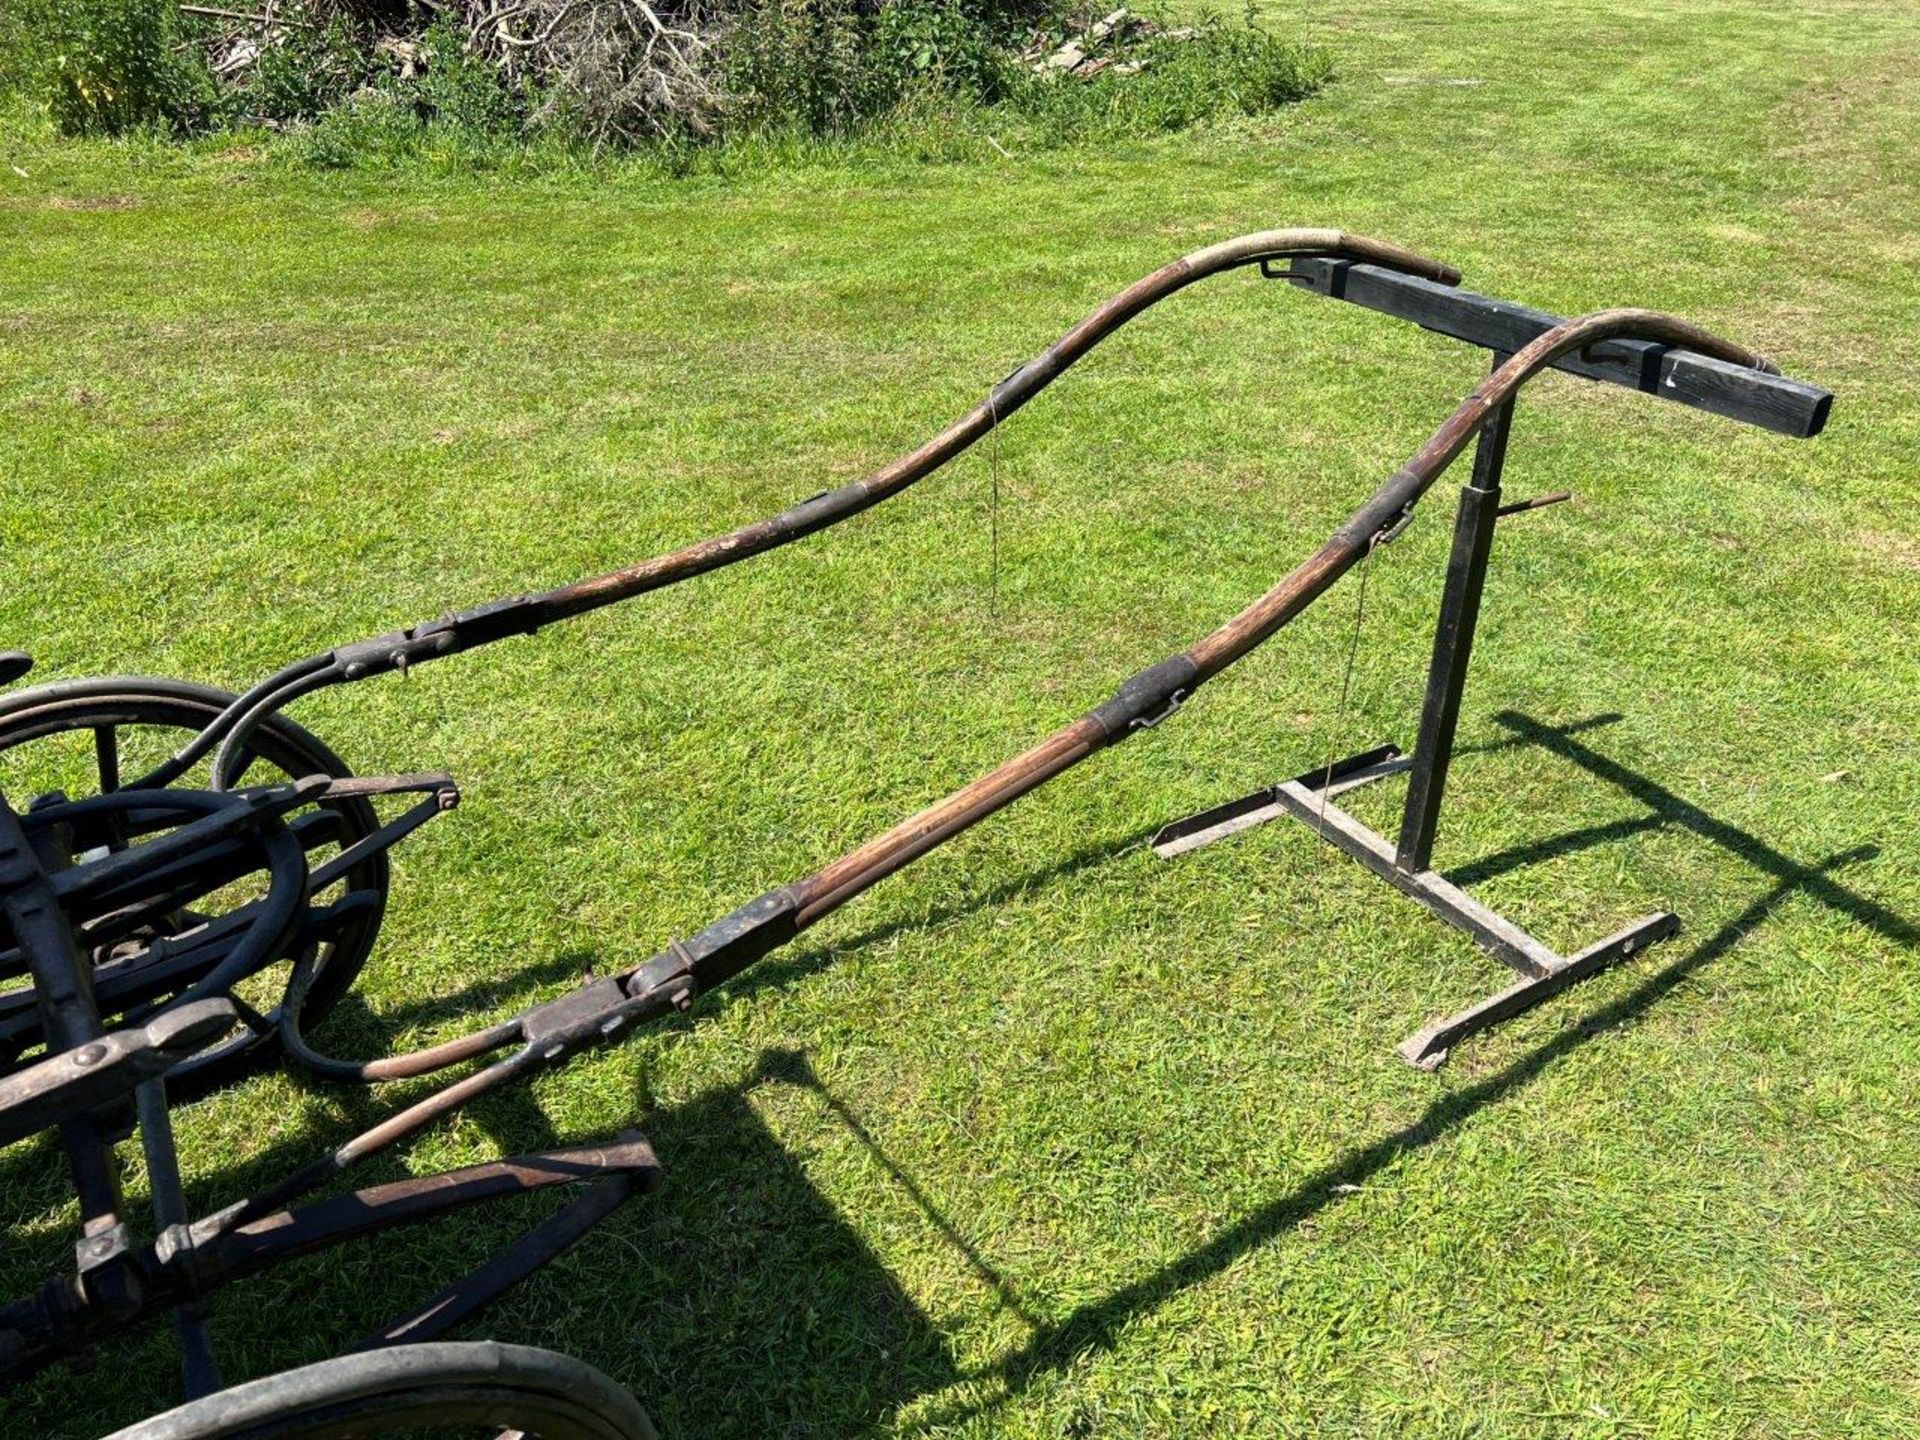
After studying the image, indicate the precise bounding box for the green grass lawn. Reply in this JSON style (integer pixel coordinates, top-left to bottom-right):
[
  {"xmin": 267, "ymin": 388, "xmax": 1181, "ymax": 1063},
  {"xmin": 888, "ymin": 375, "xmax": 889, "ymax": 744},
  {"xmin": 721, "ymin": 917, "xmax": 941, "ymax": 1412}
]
[{"xmin": 3, "ymin": 0, "xmax": 1918, "ymax": 1434}]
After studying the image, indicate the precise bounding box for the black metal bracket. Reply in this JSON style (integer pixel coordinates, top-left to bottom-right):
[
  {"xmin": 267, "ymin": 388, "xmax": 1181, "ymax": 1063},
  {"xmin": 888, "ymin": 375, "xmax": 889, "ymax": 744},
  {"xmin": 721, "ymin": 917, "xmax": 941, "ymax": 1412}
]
[
  {"xmin": 1280, "ymin": 259, "xmax": 1831, "ymax": 438},
  {"xmin": 1151, "ymin": 351, "xmax": 1684, "ymax": 1068}
]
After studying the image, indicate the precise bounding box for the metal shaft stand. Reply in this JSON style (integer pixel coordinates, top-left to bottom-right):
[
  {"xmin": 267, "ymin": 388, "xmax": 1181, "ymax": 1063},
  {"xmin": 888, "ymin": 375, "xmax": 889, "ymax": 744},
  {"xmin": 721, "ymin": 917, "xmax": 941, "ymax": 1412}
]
[{"xmin": 1152, "ymin": 360, "xmax": 1678, "ymax": 1069}]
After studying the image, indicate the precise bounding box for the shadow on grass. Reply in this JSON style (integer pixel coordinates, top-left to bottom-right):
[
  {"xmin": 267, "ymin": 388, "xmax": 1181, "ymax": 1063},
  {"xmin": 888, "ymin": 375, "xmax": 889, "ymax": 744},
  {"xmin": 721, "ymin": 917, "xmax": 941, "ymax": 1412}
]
[
  {"xmin": 0, "ymin": 830, "xmax": 1147, "ymax": 1431},
  {"xmin": 897, "ymin": 711, "xmax": 1915, "ymax": 1428},
  {"xmin": 556, "ymin": 713, "xmax": 1910, "ymax": 1436},
  {"xmin": 559, "ymin": 1050, "xmax": 966, "ymax": 1438},
  {"xmin": 1480, "ymin": 711, "xmax": 1917, "ymax": 946},
  {"xmin": 925, "ymin": 849, "xmax": 1868, "ymax": 1422},
  {"xmin": 759, "ymin": 1045, "xmax": 1045, "ymax": 1334},
  {"xmin": 6, "ymin": 720, "xmax": 1910, "ymax": 1435}
]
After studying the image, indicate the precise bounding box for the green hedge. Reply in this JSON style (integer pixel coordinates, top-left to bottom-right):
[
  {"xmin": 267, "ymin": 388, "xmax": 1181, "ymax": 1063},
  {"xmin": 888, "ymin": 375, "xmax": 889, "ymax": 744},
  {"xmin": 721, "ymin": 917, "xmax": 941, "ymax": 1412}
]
[{"xmin": 0, "ymin": 1, "xmax": 1331, "ymax": 158}]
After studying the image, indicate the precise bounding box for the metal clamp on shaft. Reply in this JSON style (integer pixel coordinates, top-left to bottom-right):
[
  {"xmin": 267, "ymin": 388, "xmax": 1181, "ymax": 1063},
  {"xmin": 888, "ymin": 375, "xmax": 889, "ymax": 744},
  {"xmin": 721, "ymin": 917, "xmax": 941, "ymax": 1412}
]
[
  {"xmin": 1130, "ymin": 688, "xmax": 1190, "ymax": 731},
  {"xmin": 1374, "ymin": 502, "xmax": 1419, "ymax": 547}
]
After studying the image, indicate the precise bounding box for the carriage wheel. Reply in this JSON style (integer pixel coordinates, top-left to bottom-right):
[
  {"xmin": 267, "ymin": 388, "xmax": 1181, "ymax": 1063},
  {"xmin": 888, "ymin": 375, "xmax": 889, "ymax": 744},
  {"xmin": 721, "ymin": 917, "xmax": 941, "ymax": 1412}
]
[
  {"xmin": 0, "ymin": 675, "xmax": 389, "ymax": 1098},
  {"xmin": 98, "ymin": 1342, "xmax": 656, "ymax": 1440}
]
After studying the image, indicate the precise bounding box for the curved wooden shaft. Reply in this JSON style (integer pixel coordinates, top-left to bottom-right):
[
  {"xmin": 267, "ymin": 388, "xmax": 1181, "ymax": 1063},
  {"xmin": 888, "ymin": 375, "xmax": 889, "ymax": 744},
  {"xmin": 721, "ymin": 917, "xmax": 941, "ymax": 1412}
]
[
  {"xmin": 783, "ymin": 308, "xmax": 1773, "ymax": 926},
  {"xmin": 535, "ymin": 230, "xmax": 1458, "ymax": 621},
  {"xmin": 137, "ymin": 228, "xmax": 1458, "ymax": 787},
  {"xmin": 148, "ymin": 310, "xmax": 1778, "ymax": 1217}
]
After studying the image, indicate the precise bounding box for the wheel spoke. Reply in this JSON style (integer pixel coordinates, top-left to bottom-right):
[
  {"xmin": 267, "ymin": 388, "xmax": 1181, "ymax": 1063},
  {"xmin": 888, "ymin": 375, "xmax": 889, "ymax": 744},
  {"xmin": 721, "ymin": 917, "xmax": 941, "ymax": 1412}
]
[
  {"xmin": 225, "ymin": 746, "xmax": 260, "ymax": 788},
  {"xmin": 94, "ymin": 725, "xmax": 120, "ymax": 795}
]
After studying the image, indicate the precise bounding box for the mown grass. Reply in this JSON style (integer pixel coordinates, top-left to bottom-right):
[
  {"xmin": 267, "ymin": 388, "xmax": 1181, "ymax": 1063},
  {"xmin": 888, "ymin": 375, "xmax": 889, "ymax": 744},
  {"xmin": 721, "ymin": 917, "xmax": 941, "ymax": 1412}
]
[{"xmin": 1, "ymin": 1, "xmax": 1918, "ymax": 1435}]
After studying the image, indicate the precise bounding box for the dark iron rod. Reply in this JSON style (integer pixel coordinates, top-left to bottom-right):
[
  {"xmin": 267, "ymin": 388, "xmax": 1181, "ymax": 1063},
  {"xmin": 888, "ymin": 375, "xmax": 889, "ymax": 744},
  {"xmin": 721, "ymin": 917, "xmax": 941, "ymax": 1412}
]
[{"xmin": 1395, "ymin": 352, "xmax": 1515, "ymax": 873}]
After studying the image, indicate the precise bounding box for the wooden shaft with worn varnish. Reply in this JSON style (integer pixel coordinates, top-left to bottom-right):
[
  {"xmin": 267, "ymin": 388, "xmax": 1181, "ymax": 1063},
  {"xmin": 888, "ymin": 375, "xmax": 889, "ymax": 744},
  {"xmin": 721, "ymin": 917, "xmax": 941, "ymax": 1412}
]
[
  {"xmin": 309, "ymin": 305, "xmax": 1779, "ymax": 1202},
  {"xmin": 781, "ymin": 308, "xmax": 1773, "ymax": 930},
  {"xmin": 535, "ymin": 230, "xmax": 1459, "ymax": 623}
]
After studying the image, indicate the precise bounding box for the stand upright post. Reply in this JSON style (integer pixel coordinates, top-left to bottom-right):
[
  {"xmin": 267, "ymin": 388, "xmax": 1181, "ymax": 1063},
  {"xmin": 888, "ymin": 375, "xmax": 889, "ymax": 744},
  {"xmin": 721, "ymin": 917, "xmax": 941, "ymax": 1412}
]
[
  {"xmin": 1150, "ymin": 361, "xmax": 1677, "ymax": 1068},
  {"xmin": 1396, "ymin": 360, "xmax": 1512, "ymax": 873}
]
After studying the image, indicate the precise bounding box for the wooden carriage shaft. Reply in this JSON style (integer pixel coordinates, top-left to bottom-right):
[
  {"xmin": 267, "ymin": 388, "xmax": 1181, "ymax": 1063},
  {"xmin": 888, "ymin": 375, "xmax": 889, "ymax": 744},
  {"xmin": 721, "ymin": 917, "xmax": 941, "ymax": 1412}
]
[
  {"xmin": 155, "ymin": 236, "xmax": 1831, "ymax": 796},
  {"xmin": 231, "ymin": 305, "xmax": 1807, "ymax": 1225},
  {"xmin": 607, "ymin": 310, "xmax": 1798, "ymax": 1014}
]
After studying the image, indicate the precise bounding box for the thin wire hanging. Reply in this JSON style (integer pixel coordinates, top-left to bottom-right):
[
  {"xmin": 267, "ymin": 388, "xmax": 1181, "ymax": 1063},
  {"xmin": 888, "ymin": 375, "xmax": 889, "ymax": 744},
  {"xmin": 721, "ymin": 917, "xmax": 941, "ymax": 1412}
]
[{"xmin": 1316, "ymin": 533, "xmax": 1381, "ymax": 840}]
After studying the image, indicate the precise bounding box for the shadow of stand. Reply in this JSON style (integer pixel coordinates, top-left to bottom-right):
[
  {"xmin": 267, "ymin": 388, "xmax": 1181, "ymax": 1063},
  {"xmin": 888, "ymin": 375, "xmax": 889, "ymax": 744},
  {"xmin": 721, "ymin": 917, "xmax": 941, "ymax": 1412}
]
[
  {"xmin": 897, "ymin": 712, "xmax": 1914, "ymax": 1429},
  {"xmin": 9, "ymin": 721, "xmax": 1907, "ymax": 1436},
  {"xmin": 1478, "ymin": 712, "xmax": 1917, "ymax": 947}
]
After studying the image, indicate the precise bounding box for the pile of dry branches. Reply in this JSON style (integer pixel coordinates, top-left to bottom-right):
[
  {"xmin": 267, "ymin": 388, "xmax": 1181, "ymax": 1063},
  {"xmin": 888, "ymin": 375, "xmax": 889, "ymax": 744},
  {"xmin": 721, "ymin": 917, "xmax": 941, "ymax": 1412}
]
[
  {"xmin": 449, "ymin": 0, "xmax": 724, "ymax": 142},
  {"xmin": 183, "ymin": 0, "xmax": 1042, "ymax": 146},
  {"xmin": 181, "ymin": 0, "xmax": 741, "ymax": 142}
]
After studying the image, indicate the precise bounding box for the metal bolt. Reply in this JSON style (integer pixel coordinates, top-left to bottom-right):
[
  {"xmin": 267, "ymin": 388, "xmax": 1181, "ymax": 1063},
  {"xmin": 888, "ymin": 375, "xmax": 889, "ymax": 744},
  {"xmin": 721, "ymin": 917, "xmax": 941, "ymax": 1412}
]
[{"xmin": 72, "ymin": 1043, "xmax": 108, "ymax": 1068}]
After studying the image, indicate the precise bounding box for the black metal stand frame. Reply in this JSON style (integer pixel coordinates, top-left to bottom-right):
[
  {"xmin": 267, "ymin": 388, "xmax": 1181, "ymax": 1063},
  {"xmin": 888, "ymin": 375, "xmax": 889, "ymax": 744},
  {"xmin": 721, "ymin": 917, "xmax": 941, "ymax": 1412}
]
[
  {"xmin": 1151, "ymin": 372, "xmax": 1675, "ymax": 1067},
  {"xmin": 1150, "ymin": 258, "xmax": 1829, "ymax": 1068}
]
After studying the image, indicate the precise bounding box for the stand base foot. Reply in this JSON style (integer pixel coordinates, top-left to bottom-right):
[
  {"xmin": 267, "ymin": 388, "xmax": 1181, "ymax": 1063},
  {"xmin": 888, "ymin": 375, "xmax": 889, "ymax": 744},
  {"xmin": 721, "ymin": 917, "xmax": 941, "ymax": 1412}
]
[
  {"xmin": 1396, "ymin": 910, "xmax": 1680, "ymax": 1070},
  {"xmin": 1150, "ymin": 746, "xmax": 1408, "ymax": 858},
  {"xmin": 1157, "ymin": 742, "xmax": 1683, "ymax": 1069}
]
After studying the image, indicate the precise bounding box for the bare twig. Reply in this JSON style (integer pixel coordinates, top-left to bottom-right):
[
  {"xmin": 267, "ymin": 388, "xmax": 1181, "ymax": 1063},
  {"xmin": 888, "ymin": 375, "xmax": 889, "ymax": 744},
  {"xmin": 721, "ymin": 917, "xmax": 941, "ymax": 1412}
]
[{"xmin": 178, "ymin": 3, "xmax": 314, "ymax": 25}]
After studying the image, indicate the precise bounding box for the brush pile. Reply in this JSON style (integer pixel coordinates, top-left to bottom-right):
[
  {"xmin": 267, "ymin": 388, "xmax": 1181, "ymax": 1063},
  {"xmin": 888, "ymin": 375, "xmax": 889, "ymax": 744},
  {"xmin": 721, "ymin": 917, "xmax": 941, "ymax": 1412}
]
[
  {"xmin": 443, "ymin": 0, "xmax": 724, "ymax": 141},
  {"xmin": 14, "ymin": 0, "xmax": 1322, "ymax": 149},
  {"xmin": 178, "ymin": 0, "xmax": 1049, "ymax": 144},
  {"xmin": 1024, "ymin": 7, "xmax": 1194, "ymax": 81}
]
